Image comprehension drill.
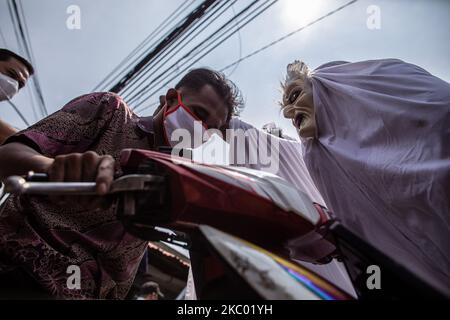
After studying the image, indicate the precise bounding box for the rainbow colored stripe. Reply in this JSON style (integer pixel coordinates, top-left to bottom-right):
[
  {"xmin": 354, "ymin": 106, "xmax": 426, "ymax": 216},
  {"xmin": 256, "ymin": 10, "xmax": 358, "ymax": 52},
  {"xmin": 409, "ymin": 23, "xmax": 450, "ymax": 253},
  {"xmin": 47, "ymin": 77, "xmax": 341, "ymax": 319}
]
[{"xmin": 237, "ymin": 238, "xmax": 352, "ymax": 300}]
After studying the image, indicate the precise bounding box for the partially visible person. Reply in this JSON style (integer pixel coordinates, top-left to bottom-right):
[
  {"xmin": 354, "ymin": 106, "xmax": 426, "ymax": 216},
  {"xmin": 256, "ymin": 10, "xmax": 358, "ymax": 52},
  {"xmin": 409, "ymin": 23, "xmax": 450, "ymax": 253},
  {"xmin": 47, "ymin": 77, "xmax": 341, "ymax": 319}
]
[
  {"xmin": 280, "ymin": 58, "xmax": 450, "ymax": 295},
  {"xmin": 137, "ymin": 281, "xmax": 164, "ymax": 300},
  {"xmin": 0, "ymin": 48, "xmax": 34, "ymax": 144},
  {"xmin": 0, "ymin": 68, "xmax": 241, "ymax": 299}
]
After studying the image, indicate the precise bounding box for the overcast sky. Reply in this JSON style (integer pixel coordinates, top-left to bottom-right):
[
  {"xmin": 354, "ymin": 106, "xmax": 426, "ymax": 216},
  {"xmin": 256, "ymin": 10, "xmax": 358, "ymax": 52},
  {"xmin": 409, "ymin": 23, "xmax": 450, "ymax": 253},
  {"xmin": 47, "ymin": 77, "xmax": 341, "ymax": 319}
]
[{"xmin": 1, "ymin": 0, "xmax": 449, "ymax": 138}]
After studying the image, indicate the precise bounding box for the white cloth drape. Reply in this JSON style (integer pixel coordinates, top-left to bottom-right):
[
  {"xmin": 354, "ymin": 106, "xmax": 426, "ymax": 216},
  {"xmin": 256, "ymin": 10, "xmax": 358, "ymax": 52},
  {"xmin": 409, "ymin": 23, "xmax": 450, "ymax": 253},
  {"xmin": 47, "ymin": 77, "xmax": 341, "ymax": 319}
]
[
  {"xmin": 305, "ymin": 59, "xmax": 450, "ymax": 295},
  {"xmin": 228, "ymin": 118, "xmax": 357, "ymax": 297}
]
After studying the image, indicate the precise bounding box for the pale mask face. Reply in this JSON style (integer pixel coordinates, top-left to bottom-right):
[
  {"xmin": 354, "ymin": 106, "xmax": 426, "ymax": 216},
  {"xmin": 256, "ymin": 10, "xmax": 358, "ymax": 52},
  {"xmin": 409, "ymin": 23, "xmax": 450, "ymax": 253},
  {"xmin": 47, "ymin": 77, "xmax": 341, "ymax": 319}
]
[{"xmin": 282, "ymin": 76, "xmax": 316, "ymax": 139}]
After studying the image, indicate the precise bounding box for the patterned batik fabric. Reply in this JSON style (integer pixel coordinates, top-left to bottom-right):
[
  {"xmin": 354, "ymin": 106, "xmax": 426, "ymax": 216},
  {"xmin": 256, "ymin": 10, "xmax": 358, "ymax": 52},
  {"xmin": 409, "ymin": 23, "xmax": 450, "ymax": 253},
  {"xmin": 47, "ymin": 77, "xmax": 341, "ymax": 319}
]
[{"xmin": 0, "ymin": 92, "xmax": 154, "ymax": 299}]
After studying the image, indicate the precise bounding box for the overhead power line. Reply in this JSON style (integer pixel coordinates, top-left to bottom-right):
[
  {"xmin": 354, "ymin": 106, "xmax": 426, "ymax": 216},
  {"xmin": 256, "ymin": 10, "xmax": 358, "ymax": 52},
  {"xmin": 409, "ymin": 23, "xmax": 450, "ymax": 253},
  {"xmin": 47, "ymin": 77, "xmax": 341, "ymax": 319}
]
[
  {"xmin": 112, "ymin": 0, "xmax": 222, "ymax": 94},
  {"xmin": 8, "ymin": 0, "xmax": 48, "ymax": 117},
  {"xmin": 226, "ymin": 4, "xmax": 243, "ymax": 77},
  {"xmin": 17, "ymin": 0, "xmax": 48, "ymax": 116},
  {"xmin": 93, "ymin": 0, "xmax": 197, "ymax": 92},
  {"xmin": 109, "ymin": 0, "xmax": 219, "ymax": 93},
  {"xmin": 0, "ymin": 27, "xmax": 8, "ymax": 47},
  {"xmin": 5, "ymin": 0, "xmax": 32, "ymax": 125},
  {"xmin": 132, "ymin": 0, "xmax": 278, "ymax": 113},
  {"xmin": 134, "ymin": 0, "xmax": 358, "ymax": 114},
  {"xmin": 131, "ymin": 0, "xmax": 275, "ymax": 111},
  {"xmin": 6, "ymin": 100, "xmax": 30, "ymax": 126},
  {"xmin": 220, "ymin": 0, "xmax": 359, "ymax": 72},
  {"xmin": 121, "ymin": 0, "xmax": 237, "ymax": 103}
]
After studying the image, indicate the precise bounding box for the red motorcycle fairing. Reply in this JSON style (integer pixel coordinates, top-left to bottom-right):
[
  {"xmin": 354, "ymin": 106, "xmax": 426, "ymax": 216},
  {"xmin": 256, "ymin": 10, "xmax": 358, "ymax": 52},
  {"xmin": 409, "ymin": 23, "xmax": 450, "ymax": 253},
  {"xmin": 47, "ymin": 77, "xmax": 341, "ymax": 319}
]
[{"xmin": 120, "ymin": 149, "xmax": 337, "ymax": 262}]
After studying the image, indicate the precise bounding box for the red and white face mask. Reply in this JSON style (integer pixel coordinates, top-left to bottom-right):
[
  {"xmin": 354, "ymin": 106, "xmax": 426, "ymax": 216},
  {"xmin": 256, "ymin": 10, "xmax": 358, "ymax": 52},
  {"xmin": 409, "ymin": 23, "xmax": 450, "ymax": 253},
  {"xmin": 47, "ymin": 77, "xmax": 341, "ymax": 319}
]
[{"xmin": 163, "ymin": 92, "xmax": 209, "ymax": 148}]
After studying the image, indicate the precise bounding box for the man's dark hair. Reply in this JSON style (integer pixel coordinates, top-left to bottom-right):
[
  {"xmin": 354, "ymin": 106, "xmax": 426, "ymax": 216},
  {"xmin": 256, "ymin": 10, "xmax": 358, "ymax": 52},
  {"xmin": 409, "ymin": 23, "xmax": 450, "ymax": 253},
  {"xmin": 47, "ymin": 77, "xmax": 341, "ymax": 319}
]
[
  {"xmin": 175, "ymin": 68, "xmax": 243, "ymax": 120},
  {"xmin": 0, "ymin": 49, "xmax": 34, "ymax": 75}
]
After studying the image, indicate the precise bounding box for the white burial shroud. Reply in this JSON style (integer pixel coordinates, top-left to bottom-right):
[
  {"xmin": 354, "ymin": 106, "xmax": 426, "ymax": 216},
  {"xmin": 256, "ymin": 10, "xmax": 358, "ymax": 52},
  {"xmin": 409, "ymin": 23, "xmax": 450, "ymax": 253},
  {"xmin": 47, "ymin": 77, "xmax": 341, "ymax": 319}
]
[{"xmin": 305, "ymin": 59, "xmax": 450, "ymax": 294}]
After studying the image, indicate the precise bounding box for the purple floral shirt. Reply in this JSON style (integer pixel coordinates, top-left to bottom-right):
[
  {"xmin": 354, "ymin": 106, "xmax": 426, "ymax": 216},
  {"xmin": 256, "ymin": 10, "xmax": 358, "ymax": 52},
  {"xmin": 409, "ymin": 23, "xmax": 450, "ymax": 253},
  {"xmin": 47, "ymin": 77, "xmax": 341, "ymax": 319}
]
[{"xmin": 0, "ymin": 92, "xmax": 155, "ymax": 299}]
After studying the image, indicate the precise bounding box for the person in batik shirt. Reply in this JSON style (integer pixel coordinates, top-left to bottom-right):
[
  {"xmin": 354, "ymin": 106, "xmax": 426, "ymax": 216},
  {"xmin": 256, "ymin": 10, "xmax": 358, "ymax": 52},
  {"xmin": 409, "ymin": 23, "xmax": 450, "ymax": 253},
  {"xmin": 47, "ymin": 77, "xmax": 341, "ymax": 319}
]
[{"xmin": 0, "ymin": 68, "xmax": 241, "ymax": 299}]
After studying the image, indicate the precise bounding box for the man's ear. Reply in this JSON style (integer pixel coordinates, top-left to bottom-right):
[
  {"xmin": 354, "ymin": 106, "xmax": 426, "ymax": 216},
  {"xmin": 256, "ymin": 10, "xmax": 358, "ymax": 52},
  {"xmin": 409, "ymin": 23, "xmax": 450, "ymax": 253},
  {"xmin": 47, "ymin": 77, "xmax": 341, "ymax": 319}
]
[
  {"xmin": 152, "ymin": 95, "xmax": 167, "ymax": 116},
  {"xmin": 158, "ymin": 95, "xmax": 166, "ymax": 107},
  {"xmin": 165, "ymin": 88, "xmax": 179, "ymax": 109}
]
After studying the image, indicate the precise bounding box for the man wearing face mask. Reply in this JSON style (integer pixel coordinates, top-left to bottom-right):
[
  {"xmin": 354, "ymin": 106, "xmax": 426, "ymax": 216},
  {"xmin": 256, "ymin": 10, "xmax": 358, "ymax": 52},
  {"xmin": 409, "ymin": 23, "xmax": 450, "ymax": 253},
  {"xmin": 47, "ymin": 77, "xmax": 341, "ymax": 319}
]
[
  {"xmin": 0, "ymin": 68, "xmax": 241, "ymax": 299},
  {"xmin": 0, "ymin": 49, "xmax": 34, "ymax": 144},
  {"xmin": 280, "ymin": 59, "xmax": 450, "ymax": 295}
]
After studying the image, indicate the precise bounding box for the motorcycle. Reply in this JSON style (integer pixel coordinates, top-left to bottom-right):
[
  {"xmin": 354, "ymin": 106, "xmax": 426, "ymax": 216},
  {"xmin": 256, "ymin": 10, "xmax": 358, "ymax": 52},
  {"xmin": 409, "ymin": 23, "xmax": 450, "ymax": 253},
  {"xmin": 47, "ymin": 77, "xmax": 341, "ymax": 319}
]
[{"xmin": 3, "ymin": 149, "xmax": 445, "ymax": 299}]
